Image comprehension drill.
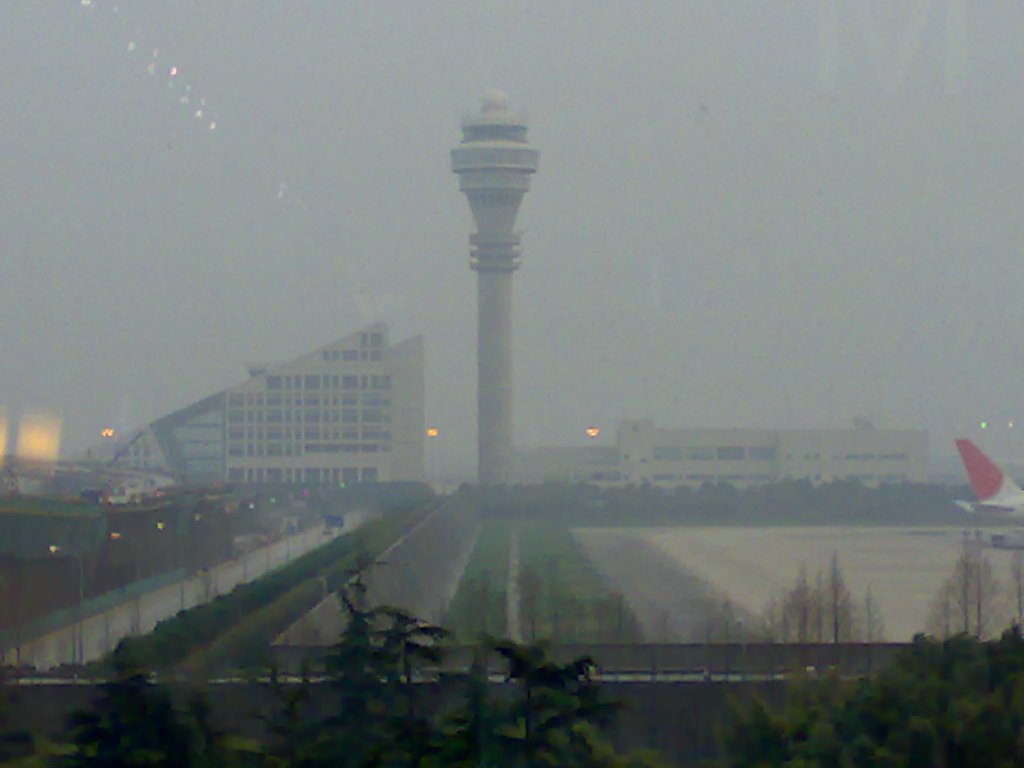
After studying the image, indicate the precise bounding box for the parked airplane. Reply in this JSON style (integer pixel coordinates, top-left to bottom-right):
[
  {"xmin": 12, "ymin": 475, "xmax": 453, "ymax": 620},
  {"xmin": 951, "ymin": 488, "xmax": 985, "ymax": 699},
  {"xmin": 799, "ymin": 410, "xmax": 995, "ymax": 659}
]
[{"xmin": 955, "ymin": 438, "xmax": 1024, "ymax": 516}]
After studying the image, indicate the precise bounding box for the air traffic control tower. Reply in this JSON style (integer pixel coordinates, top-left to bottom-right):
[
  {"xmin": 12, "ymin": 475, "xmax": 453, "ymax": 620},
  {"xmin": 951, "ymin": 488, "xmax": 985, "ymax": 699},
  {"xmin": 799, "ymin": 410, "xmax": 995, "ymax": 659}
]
[{"xmin": 452, "ymin": 91, "xmax": 539, "ymax": 484}]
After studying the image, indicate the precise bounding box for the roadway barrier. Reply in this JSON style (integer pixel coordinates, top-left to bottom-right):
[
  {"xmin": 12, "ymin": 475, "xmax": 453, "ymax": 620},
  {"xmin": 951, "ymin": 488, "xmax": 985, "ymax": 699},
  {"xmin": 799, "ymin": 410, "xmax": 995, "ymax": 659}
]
[
  {"xmin": 2, "ymin": 520, "xmax": 362, "ymax": 670},
  {"xmin": 271, "ymin": 641, "xmax": 905, "ymax": 679}
]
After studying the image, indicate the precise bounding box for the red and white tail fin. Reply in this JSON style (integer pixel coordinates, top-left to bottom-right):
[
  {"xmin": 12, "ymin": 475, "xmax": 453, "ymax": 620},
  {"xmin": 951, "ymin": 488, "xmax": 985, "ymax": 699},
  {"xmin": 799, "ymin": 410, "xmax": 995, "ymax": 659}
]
[{"xmin": 955, "ymin": 438, "xmax": 1023, "ymax": 503}]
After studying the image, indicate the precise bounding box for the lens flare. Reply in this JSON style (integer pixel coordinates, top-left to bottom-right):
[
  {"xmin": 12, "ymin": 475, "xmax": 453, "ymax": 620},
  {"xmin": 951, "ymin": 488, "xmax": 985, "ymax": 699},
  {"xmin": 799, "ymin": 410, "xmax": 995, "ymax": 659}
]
[{"xmin": 16, "ymin": 409, "xmax": 62, "ymax": 465}]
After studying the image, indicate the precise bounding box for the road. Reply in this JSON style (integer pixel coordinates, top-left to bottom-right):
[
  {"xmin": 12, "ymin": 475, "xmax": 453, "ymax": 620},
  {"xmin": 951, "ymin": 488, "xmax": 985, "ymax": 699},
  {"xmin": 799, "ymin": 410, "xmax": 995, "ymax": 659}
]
[{"xmin": 4, "ymin": 511, "xmax": 370, "ymax": 670}]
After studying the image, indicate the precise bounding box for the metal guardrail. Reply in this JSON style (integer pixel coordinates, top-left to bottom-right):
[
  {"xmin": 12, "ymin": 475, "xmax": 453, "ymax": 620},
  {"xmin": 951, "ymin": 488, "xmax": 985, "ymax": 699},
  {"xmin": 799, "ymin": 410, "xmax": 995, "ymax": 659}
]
[{"xmin": 269, "ymin": 642, "xmax": 906, "ymax": 679}]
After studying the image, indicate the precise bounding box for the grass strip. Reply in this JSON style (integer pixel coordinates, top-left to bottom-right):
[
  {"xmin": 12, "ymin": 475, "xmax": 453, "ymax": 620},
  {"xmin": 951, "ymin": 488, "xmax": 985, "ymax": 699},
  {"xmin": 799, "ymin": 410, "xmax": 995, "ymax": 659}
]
[
  {"xmin": 443, "ymin": 520, "xmax": 511, "ymax": 641},
  {"xmin": 105, "ymin": 507, "xmax": 421, "ymax": 672},
  {"xmin": 176, "ymin": 512, "xmax": 419, "ymax": 675}
]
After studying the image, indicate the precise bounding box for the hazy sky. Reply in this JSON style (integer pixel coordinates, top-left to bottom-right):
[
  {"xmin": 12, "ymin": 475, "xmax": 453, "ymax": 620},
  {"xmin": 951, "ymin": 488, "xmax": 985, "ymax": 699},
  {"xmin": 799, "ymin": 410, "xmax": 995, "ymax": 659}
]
[{"xmin": 2, "ymin": 1, "xmax": 1023, "ymax": 469}]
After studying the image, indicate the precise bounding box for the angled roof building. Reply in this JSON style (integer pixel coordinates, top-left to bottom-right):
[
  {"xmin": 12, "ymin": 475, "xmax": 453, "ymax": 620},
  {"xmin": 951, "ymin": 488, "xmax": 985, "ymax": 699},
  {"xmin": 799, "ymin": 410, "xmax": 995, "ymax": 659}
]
[{"xmin": 113, "ymin": 323, "xmax": 424, "ymax": 486}]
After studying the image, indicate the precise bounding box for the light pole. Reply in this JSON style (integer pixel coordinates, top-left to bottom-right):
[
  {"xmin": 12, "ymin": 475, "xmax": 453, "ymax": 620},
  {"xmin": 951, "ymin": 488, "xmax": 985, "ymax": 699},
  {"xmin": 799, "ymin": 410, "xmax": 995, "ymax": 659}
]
[
  {"xmin": 109, "ymin": 532, "xmax": 143, "ymax": 635},
  {"xmin": 48, "ymin": 545, "xmax": 84, "ymax": 665},
  {"xmin": 426, "ymin": 427, "xmax": 440, "ymax": 489}
]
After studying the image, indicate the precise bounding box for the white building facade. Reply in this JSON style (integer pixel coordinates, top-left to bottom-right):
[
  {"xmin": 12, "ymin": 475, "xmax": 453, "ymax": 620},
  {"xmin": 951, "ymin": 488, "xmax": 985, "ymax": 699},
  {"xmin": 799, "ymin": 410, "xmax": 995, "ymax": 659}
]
[
  {"xmin": 114, "ymin": 324, "xmax": 424, "ymax": 485},
  {"xmin": 515, "ymin": 420, "xmax": 928, "ymax": 488}
]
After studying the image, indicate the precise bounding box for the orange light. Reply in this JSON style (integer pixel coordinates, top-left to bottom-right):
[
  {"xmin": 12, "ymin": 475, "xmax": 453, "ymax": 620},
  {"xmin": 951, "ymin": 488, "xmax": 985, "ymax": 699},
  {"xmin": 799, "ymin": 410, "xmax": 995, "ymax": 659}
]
[
  {"xmin": 585, "ymin": 427, "xmax": 601, "ymax": 439},
  {"xmin": 101, "ymin": 428, "xmax": 116, "ymax": 439},
  {"xmin": 109, "ymin": 531, "xmax": 121, "ymax": 540},
  {"xmin": 426, "ymin": 427, "xmax": 440, "ymax": 439}
]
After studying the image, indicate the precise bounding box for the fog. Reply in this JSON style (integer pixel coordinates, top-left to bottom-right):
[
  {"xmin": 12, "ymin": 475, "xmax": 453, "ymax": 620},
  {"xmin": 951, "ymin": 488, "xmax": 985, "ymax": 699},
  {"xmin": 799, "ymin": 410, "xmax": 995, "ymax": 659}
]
[{"xmin": 2, "ymin": 1, "xmax": 1023, "ymax": 471}]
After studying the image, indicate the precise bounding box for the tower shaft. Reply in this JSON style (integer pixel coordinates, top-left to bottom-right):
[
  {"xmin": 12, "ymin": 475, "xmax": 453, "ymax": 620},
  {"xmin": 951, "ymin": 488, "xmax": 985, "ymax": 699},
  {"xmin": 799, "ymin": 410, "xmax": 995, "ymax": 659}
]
[
  {"xmin": 452, "ymin": 91, "xmax": 538, "ymax": 484},
  {"xmin": 477, "ymin": 271, "xmax": 514, "ymax": 484}
]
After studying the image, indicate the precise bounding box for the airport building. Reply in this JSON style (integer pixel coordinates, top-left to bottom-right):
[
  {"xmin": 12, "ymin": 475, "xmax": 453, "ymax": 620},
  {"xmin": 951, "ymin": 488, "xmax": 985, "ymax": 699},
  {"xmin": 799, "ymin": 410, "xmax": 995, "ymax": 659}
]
[
  {"xmin": 514, "ymin": 420, "xmax": 928, "ymax": 488},
  {"xmin": 113, "ymin": 323, "xmax": 424, "ymax": 485}
]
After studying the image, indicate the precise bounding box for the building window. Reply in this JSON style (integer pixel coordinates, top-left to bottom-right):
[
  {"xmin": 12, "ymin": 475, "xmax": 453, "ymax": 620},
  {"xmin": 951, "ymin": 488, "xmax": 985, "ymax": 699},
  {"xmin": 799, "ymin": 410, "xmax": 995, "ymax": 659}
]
[
  {"xmin": 748, "ymin": 446, "xmax": 777, "ymax": 461},
  {"xmin": 342, "ymin": 349, "xmax": 359, "ymax": 361},
  {"xmin": 879, "ymin": 453, "xmax": 908, "ymax": 461},
  {"xmin": 361, "ymin": 467, "xmax": 378, "ymax": 482},
  {"xmin": 304, "ymin": 375, "xmax": 321, "ymax": 390},
  {"xmin": 717, "ymin": 446, "xmax": 745, "ymax": 461},
  {"xmin": 688, "ymin": 447, "xmax": 715, "ymax": 461},
  {"xmin": 653, "ymin": 446, "xmax": 683, "ymax": 461},
  {"xmin": 343, "ymin": 467, "xmax": 359, "ymax": 484},
  {"xmin": 372, "ymin": 375, "xmax": 391, "ymax": 390},
  {"xmin": 845, "ymin": 453, "xmax": 875, "ymax": 461},
  {"xmin": 343, "ymin": 375, "xmax": 358, "ymax": 390}
]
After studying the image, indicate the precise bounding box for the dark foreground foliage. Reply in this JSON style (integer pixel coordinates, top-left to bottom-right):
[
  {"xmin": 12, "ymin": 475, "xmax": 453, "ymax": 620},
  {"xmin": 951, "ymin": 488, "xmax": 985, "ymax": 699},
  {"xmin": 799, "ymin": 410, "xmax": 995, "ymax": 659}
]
[
  {"xmin": 718, "ymin": 626, "xmax": 1024, "ymax": 767},
  {"xmin": 6, "ymin": 571, "xmax": 666, "ymax": 768}
]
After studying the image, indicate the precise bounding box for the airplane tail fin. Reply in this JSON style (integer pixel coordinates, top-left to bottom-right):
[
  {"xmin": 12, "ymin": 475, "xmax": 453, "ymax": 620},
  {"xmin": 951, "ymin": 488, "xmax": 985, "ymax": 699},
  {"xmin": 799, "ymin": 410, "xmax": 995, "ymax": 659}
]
[{"xmin": 955, "ymin": 438, "xmax": 1023, "ymax": 503}]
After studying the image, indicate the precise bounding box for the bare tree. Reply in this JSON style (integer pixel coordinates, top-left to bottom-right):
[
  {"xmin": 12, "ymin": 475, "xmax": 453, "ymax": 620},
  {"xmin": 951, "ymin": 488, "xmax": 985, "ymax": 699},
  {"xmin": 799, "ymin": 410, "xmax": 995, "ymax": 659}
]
[
  {"xmin": 1011, "ymin": 550, "xmax": 1024, "ymax": 623},
  {"xmin": 760, "ymin": 560, "xmax": 871, "ymax": 642},
  {"xmin": 928, "ymin": 538, "xmax": 1003, "ymax": 638},
  {"xmin": 790, "ymin": 565, "xmax": 813, "ymax": 642},
  {"xmin": 823, "ymin": 552, "xmax": 856, "ymax": 643},
  {"xmin": 862, "ymin": 585, "xmax": 885, "ymax": 642}
]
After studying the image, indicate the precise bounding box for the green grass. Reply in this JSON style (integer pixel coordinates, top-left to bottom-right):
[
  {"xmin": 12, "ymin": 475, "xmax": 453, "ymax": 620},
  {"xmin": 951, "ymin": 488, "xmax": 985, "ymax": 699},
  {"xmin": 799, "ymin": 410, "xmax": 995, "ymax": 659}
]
[
  {"xmin": 443, "ymin": 520, "xmax": 511, "ymax": 641},
  {"xmin": 175, "ymin": 510, "xmax": 420, "ymax": 676},
  {"xmin": 103, "ymin": 508, "xmax": 422, "ymax": 674},
  {"xmin": 443, "ymin": 520, "xmax": 643, "ymax": 644},
  {"xmin": 516, "ymin": 523, "xmax": 642, "ymax": 644}
]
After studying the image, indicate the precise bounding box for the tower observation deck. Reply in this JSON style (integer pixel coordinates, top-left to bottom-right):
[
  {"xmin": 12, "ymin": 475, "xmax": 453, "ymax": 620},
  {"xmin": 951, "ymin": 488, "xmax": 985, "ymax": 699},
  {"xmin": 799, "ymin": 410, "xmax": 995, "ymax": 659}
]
[{"xmin": 452, "ymin": 91, "xmax": 539, "ymax": 484}]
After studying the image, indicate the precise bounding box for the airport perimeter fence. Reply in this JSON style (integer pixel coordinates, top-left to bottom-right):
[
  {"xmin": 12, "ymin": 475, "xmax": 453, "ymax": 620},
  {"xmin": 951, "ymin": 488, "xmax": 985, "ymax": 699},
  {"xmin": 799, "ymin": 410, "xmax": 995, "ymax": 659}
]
[
  {"xmin": 271, "ymin": 641, "xmax": 906, "ymax": 680},
  {"xmin": 0, "ymin": 568, "xmax": 188, "ymax": 658}
]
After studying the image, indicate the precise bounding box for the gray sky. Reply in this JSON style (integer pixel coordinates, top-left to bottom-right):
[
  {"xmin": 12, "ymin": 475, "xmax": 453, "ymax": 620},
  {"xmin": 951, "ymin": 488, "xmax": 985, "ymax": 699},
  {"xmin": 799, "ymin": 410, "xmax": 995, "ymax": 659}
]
[{"xmin": 2, "ymin": 1, "xmax": 1023, "ymax": 469}]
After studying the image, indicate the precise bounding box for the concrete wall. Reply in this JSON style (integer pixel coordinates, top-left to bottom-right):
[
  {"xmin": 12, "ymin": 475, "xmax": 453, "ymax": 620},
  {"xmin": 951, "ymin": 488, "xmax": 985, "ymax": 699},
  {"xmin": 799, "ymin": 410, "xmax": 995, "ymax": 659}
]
[{"xmin": 3, "ymin": 515, "xmax": 368, "ymax": 670}]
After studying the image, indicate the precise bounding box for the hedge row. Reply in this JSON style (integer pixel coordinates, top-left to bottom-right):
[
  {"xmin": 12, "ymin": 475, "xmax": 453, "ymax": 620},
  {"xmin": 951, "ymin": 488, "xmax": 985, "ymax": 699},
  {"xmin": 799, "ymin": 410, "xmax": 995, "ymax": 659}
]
[
  {"xmin": 108, "ymin": 505, "xmax": 426, "ymax": 672},
  {"xmin": 176, "ymin": 511, "xmax": 422, "ymax": 676}
]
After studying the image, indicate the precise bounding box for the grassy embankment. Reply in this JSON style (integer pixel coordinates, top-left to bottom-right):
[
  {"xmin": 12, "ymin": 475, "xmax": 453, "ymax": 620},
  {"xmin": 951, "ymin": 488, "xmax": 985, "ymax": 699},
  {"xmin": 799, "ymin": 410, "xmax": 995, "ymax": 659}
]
[
  {"xmin": 442, "ymin": 520, "xmax": 511, "ymax": 641},
  {"xmin": 107, "ymin": 506, "xmax": 425, "ymax": 676},
  {"xmin": 444, "ymin": 520, "xmax": 642, "ymax": 644},
  {"xmin": 516, "ymin": 523, "xmax": 642, "ymax": 643}
]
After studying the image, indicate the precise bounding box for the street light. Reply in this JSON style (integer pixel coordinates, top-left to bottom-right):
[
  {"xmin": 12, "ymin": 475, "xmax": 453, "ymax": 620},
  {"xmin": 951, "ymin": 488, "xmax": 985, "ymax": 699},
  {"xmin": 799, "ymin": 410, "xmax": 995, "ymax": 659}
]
[
  {"xmin": 425, "ymin": 427, "xmax": 440, "ymax": 488},
  {"xmin": 585, "ymin": 427, "xmax": 601, "ymax": 440},
  {"xmin": 48, "ymin": 544, "xmax": 84, "ymax": 665},
  {"xmin": 100, "ymin": 428, "xmax": 116, "ymax": 439}
]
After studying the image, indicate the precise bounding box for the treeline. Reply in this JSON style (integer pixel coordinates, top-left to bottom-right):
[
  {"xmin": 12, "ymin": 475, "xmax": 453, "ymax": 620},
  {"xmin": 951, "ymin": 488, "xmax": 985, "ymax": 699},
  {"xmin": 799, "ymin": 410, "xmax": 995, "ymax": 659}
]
[
  {"xmin": 467, "ymin": 480, "xmax": 973, "ymax": 524},
  {"xmin": 717, "ymin": 628, "xmax": 1024, "ymax": 767},
  {"xmin": 0, "ymin": 575, "xmax": 667, "ymax": 768}
]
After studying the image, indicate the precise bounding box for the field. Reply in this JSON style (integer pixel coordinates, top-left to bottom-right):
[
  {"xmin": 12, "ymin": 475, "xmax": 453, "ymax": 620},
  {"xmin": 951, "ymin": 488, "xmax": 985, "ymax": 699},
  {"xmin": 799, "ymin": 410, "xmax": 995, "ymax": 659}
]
[
  {"xmin": 443, "ymin": 521, "xmax": 642, "ymax": 643},
  {"xmin": 574, "ymin": 526, "xmax": 1024, "ymax": 641},
  {"xmin": 443, "ymin": 520, "xmax": 511, "ymax": 640}
]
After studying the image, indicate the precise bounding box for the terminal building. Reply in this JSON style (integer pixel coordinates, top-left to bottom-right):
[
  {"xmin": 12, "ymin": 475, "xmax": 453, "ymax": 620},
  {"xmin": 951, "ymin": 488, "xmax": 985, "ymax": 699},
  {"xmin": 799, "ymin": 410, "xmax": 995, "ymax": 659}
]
[
  {"xmin": 113, "ymin": 323, "xmax": 424, "ymax": 485},
  {"xmin": 514, "ymin": 420, "xmax": 928, "ymax": 488}
]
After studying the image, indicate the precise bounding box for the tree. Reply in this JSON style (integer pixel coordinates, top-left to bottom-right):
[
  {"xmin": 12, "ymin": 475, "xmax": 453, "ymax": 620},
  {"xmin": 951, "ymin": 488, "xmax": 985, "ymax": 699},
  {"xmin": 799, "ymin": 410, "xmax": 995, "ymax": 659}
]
[
  {"xmin": 1010, "ymin": 550, "xmax": 1024, "ymax": 623},
  {"xmin": 0, "ymin": 669, "xmax": 33, "ymax": 764},
  {"xmin": 862, "ymin": 585, "xmax": 885, "ymax": 642},
  {"xmin": 717, "ymin": 629, "xmax": 1024, "ymax": 767},
  {"xmin": 489, "ymin": 639, "xmax": 620, "ymax": 768},
  {"xmin": 57, "ymin": 643, "xmax": 196, "ymax": 768},
  {"xmin": 826, "ymin": 552, "xmax": 856, "ymax": 643},
  {"xmin": 313, "ymin": 557, "xmax": 450, "ymax": 768},
  {"xmin": 928, "ymin": 538, "xmax": 1004, "ymax": 638}
]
